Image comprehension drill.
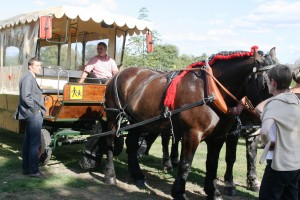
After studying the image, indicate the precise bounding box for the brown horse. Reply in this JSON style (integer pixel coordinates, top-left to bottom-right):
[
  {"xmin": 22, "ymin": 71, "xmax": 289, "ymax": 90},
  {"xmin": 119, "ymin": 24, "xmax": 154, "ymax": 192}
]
[
  {"xmin": 138, "ymin": 48, "xmax": 276, "ymax": 197},
  {"xmin": 222, "ymin": 48, "xmax": 277, "ymax": 195},
  {"xmin": 103, "ymin": 47, "xmax": 273, "ymax": 200}
]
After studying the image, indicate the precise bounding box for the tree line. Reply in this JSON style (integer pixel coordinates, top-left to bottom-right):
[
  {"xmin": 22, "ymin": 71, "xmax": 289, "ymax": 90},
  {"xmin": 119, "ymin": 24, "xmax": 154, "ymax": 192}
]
[{"xmin": 122, "ymin": 7, "xmax": 207, "ymax": 71}]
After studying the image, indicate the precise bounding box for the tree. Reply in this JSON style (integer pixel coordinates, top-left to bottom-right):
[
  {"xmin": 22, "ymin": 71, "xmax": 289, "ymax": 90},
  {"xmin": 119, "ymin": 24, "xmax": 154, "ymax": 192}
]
[
  {"xmin": 85, "ymin": 44, "xmax": 97, "ymax": 63},
  {"xmin": 146, "ymin": 44, "xmax": 179, "ymax": 70},
  {"xmin": 123, "ymin": 7, "xmax": 206, "ymax": 71},
  {"xmin": 174, "ymin": 54, "xmax": 208, "ymax": 69},
  {"xmin": 138, "ymin": 7, "xmax": 149, "ymax": 20},
  {"xmin": 123, "ymin": 7, "xmax": 161, "ymax": 67},
  {"xmin": 40, "ymin": 45, "xmax": 58, "ymax": 67}
]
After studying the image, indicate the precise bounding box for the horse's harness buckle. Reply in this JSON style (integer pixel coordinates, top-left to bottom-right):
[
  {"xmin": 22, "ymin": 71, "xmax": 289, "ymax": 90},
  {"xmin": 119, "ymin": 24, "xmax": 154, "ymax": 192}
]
[
  {"xmin": 115, "ymin": 109, "xmax": 129, "ymax": 137},
  {"xmin": 163, "ymin": 107, "xmax": 172, "ymax": 118}
]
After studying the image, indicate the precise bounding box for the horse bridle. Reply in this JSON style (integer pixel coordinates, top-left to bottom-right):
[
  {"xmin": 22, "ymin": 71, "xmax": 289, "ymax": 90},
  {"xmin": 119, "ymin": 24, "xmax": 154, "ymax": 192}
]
[{"xmin": 246, "ymin": 53, "xmax": 276, "ymax": 103}]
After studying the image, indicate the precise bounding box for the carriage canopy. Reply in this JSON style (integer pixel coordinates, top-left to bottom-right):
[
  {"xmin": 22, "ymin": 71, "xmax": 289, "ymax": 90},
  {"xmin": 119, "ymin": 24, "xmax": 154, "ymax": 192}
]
[{"xmin": 0, "ymin": 5, "xmax": 153, "ymax": 94}]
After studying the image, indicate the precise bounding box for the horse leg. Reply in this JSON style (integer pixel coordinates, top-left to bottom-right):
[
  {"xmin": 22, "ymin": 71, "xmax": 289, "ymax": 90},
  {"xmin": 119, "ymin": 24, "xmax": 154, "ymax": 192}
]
[
  {"xmin": 171, "ymin": 132, "xmax": 198, "ymax": 200},
  {"xmin": 104, "ymin": 135, "xmax": 117, "ymax": 185},
  {"xmin": 204, "ymin": 137, "xmax": 226, "ymax": 200},
  {"xmin": 170, "ymin": 137, "xmax": 180, "ymax": 168},
  {"xmin": 161, "ymin": 133, "xmax": 173, "ymax": 171},
  {"xmin": 223, "ymin": 132, "xmax": 239, "ymax": 196},
  {"xmin": 143, "ymin": 133, "xmax": 158, "ymax": 156},
  {"xmin": 126, "ymin": 130, "xmax": 146, "ymax": 188},
  {"xmin": 246, "ymin": 132, "xmax": 260, "ymax": 192}
]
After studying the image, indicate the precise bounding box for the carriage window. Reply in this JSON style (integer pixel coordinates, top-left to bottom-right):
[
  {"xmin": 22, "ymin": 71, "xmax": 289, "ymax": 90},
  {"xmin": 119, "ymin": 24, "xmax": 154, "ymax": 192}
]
[
  {"xmin": 4, "ymin": 46, "xmax": 20, "ymax": 66},
  {"xmin": 85, "ymin": 39, "xmax": 109, "ymax": 65},
  {"xmin": 40, "ymin": 43, "xmax": 83, "ymax": 70},
  {"xmin": 60, "ymin": 43, "xmax": 82, "ymax": 70},
  {"xmin": 115, "ymin": 35, "xmax": 125, "ymax": 66},
  {"xmin": 40, "ymin": 45, "xmax": 58, "ymax": 67}
]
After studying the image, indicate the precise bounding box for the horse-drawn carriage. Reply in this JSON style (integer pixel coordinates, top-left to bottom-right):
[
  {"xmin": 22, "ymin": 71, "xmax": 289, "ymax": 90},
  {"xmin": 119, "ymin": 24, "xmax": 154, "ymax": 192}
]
[
  {"xmin": 0, "ymin": 6, "xmax": 152, "ymax": 163},
  {"xmin": 0, "ymin": 6, "xmax": 278, "ymax": 200}
]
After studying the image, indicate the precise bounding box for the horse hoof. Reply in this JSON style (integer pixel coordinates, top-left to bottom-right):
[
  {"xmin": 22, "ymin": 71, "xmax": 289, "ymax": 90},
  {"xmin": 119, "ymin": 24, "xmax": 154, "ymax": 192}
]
[
  {"xmin": 163, "ymin": 165, "xmax": 173, "ymax": 172},
  {"xmin": 163, "ymin": 160, "xmax": 173, "ymax": 171},
  {"xmin": 223, "ymin": 181, "xmax": 236, "ymax": 196},
  {"xmin": 247, "ymin": 180, "xmax": 260, "ymax": 192},
  {"xmin": 172, "ymin": 160, "xmax": 179, "ymax": 168},
  {"xmin": 206, "ymin": 193, "xmax": 223, "ymax": 200},
  {"xmin": 206, "ymin": 195, "xmax": 223, "ymax": 200},
  {"xmin": 223, "ymin": 186, "xmax": 236, "ymax": 196},
  {"xmin": 104, "ymin": 176, "xmax": 116, "ymax": 185},
  {"xmin": 209, "ymin": 189, "xmax": 223, "ymax": 200},
  {"xmin": 172, "ymin": 194, "xmax": 188, "ymax": 200},
  {"xmin": 213, "ymin": 195, "xmax": 223, "ymax": 200},
  {"xmin": 134, "ymin": 179, "xmax": 147, "ymax": 189}
]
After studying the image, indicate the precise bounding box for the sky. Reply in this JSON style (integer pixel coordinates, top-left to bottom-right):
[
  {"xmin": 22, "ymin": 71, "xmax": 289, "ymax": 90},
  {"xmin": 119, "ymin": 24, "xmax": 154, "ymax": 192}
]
[{"xmin": 0, "ymin": 0, "xmax": 299, "ymax": 64}]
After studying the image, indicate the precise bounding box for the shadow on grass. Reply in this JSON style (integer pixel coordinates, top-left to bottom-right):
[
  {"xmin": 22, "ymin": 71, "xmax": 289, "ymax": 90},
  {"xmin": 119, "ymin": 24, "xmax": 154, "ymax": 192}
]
[
  {"xmin": 51, "ymin": 139, "xmax": 259, "ymax": 200},
  {"xmin": 0, "ymin": 128, "xmax": 171, "ymax": 199},
  {"xmin": 0, "ymin": 128, "xmax": 258, "ymax": 200}
]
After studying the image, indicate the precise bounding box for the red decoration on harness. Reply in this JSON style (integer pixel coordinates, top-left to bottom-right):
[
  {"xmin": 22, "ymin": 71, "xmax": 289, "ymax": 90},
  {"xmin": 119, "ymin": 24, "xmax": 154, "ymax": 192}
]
[{"xmin": 164, "ymin": 46, "xmax": 259, "ymax": 109}]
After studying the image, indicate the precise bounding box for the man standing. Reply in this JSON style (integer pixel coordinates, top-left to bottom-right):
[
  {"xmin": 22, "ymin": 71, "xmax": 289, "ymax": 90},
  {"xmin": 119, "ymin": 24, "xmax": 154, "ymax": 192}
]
[
  {"xmin": 16, "ymin": 57, "xmax": 46, "ymax": 178},
  {"xmin": 78, "ymin": 42, "xmax": 119, "ymax": 83}
]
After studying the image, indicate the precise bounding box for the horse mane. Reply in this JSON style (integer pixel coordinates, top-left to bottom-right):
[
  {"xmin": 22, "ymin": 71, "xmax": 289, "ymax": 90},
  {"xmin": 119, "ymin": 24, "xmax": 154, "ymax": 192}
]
[{"xmin": 164, "ymin": 46, "xmax": 259, "ymax": 109}]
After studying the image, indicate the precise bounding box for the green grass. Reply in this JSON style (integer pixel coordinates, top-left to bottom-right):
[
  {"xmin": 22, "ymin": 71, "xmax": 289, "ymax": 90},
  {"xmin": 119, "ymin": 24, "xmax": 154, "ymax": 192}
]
[
  {"xmin": 139, "ymin": 137, "xmax": 265, "ymax": 199},
  {"xmin": 0, "ymin": 128, "xmax": 265, "ymax": 199}
]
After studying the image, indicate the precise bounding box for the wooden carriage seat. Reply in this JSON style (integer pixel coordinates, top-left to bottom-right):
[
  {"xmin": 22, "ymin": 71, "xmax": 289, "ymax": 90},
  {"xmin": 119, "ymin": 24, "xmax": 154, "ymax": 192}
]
[{"xmin": 43, "ymin": 83, "xmax": 106, "ymax": 122}]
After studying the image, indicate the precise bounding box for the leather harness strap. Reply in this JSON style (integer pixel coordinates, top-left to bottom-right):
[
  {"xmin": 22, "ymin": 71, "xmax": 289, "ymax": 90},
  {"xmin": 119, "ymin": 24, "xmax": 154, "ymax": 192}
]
[{"xmin": 202, "ymin": 66, "xmax": 259, "ymax": 117}]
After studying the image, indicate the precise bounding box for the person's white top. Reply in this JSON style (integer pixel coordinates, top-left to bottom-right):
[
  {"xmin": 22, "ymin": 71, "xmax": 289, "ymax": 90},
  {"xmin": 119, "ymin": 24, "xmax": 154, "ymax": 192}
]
[{"xmin": 266, "ymin": 123, "xmax": 277, "ymax": 160}]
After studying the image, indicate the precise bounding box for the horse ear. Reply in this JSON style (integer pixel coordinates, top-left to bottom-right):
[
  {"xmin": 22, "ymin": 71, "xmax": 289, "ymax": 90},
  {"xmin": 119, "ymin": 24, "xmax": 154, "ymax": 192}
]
[
  {"xmin": 269, "ymin": 47, "xmax": 276, "ymax": 60},
  {"xmin": 254, "ymin": 49, "xmax": 263, "ymax": 63}
]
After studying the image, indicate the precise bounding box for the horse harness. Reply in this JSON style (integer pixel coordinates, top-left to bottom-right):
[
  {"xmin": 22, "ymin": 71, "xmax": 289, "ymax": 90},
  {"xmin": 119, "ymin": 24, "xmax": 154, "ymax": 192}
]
[
  {"xmin": 98, "ymin": 58, "xmax": 274, "ymax": 139},
  {"xmin": 100, "ymin": 70, "xmax": 214, "ymax": 138}
]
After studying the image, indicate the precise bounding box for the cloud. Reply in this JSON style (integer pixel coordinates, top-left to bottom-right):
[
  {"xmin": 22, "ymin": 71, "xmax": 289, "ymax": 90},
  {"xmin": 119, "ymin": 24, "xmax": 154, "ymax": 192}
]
[
  {"xmin": 33, "ymin": 0, "xmax": 46, "ymax": 6},
  {"xmin": 246, "ymin": 1, "xmax": 300, "ymax": 28},
  {"xmin": 206, "ymin": 29, "xmax": 237, "ymax": 36},
  {"xmin": 162, "ymin": 32, "xmax": 218, "ymax": 43}
]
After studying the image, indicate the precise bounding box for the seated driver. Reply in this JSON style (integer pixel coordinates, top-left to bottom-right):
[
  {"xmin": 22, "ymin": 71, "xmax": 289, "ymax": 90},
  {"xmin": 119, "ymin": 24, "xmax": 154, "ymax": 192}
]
[{"xmin": 79, "ymin": 42, "xmax": 119, "ymax": 84}]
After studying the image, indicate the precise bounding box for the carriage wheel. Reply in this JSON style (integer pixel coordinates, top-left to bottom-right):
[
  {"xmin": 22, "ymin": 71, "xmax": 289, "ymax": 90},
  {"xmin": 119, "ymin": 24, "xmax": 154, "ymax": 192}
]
[{"xmin": 39, "ymin": 129, "xmax": 52, "ymax": 166}]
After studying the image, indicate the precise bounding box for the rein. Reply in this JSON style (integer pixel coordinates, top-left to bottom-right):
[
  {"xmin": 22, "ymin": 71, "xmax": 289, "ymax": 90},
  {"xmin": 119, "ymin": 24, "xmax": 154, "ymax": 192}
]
[
  {"xmin": 201, "ymin": 66, "xmax": 259, "ymax": 117},
  {"xmin": 105, "ymin": 70, "xmax": 179, "ymax": 136},
  {"xmin": 94, "ymin": 95, "xmax": 215, "ymax": 138}
]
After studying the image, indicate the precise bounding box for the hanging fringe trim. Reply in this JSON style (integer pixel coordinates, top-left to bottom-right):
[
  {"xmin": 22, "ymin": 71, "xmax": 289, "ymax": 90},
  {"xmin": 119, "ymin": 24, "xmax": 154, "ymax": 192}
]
[{"xmin": 164, "ymin": 46, "xmax": 259, "ymax": 109}]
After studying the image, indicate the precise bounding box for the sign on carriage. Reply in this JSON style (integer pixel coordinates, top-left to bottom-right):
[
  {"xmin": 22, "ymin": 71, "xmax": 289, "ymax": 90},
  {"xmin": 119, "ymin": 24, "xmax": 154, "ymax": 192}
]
[{"xmin": 70, "ymin": 85, "xmax": 83, "ymax": 100}]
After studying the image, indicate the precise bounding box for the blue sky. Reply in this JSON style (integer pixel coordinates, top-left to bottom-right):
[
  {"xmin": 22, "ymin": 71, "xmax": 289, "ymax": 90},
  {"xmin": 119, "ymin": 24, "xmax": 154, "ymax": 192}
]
[{"xmin": 0, "ymin": 0, "xmax": 299, "ymax": 64}]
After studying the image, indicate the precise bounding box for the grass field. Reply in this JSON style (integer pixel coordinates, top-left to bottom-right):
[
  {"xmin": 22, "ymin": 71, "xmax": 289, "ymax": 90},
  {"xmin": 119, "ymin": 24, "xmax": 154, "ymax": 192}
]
[{"xmin": 0, "ymin": 128, "xmax": 265, "ymax": 199}]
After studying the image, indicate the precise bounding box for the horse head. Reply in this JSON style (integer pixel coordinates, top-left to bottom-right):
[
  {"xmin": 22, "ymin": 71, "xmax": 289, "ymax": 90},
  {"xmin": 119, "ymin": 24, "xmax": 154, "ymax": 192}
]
[
  {"xmin": 205, "ymin": 47, "xmax": 266, "ymax": 108},
  {"xmin": 245, "ymin": 47, "xmax": 277, "ymax": 107}
]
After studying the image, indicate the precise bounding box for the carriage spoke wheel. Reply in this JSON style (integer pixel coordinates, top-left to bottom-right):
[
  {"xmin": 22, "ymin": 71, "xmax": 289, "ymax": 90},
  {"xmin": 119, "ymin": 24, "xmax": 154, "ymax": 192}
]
[{"xmin": 39, "ymin": 129, "xmax": 52, "ymax": 166}]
